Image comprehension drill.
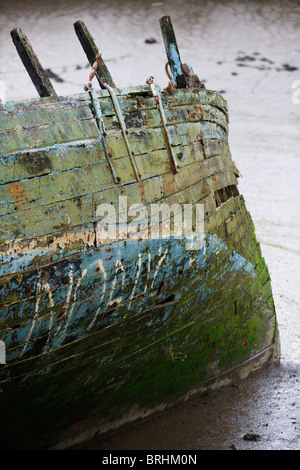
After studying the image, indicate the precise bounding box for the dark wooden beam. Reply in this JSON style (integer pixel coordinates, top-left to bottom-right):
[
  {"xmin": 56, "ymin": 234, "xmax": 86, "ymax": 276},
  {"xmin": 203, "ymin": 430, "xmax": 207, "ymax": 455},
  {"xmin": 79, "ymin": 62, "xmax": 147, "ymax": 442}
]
[
  {"xmin": 159, "ymin": 16, "xmax": 187, "ymax": 89},
  {"xmin": 10, "ymin": 27, "xmax": 57, "ymax": 98},
  {"xmin": 74, "ymin": 20, "xmax": 116, "ymax": 89}
]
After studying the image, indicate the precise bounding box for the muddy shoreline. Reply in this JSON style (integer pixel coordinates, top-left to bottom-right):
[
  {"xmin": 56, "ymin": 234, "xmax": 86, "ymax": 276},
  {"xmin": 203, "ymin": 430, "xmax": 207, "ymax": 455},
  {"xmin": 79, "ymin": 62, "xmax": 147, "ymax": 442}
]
[{"xmin": 72, "ymin": 362, "xmax": 299, "ymax": 450}]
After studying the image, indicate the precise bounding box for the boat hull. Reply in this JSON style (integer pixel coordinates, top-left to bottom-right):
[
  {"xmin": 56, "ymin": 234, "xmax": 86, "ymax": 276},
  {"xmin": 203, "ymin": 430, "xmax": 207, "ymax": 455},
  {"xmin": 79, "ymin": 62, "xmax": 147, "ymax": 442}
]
[{"xmin": 0, "ymin": 86, "xmax": 279, "ymax": 449}]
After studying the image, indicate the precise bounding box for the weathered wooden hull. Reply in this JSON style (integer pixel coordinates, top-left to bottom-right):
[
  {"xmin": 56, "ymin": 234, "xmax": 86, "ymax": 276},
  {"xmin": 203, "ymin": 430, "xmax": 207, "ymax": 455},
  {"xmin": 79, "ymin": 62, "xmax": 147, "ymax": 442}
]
[{"xmin": 0, "ymin": 86, "xmax": 279, "ymax": 449}]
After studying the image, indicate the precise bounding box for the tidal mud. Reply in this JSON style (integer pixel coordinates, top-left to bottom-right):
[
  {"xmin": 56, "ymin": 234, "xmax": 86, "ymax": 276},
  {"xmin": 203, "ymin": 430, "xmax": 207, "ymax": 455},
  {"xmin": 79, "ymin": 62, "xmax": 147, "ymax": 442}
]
[{"xmin": 73, "ymin": 362, "xmax": 299, "ymax": 450}]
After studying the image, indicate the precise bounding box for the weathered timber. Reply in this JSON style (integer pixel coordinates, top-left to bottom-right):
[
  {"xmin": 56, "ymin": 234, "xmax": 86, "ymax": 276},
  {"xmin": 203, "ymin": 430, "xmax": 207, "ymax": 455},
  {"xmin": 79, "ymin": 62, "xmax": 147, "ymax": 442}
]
[
  {"xmin": 0, "ymin": 87, "xmax": 229, "ymax": 136},
  {"xmin": 74, "ymin": 20, "xmax": 115, "ymax": 89},
  {"xmin": 10, "ymin": 28, "xmax": 57, "ymax": 98},
  {"xmin": 159, "ymin": 16, "xmax": 187, "ymax": 88},
  {"xmin": 0, "ymin": 95, "xmax": 228, "ymax": 161},
  {"xmin": 0, "ymin": 18, "xmax": 279, "ymax": 450}
]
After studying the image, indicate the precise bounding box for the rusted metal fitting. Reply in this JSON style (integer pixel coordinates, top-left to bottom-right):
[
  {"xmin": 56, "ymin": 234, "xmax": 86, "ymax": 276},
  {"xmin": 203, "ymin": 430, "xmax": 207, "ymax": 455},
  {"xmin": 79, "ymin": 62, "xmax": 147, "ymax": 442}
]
[
  {"xmin": 146, "ymin": 76, "xmax": 160, "ymax": 104},
  {"xmin": 164, "ymin": 63, "xmax": 174, "ymax": 91},
  {"xmin": 146, "ymin": 76, "xmax": 154, "ymax": 85},
  {"xmin": 83, "ymin": 52, "xmax": 101, "ymax": 91}
]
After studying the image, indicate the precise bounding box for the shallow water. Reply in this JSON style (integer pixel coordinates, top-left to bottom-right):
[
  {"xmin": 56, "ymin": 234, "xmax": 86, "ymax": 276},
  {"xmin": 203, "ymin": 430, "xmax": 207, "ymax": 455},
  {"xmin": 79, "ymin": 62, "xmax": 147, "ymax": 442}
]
[{"xmin": 1, "ymin": 0, "xmax": 299, "ymax": 450}]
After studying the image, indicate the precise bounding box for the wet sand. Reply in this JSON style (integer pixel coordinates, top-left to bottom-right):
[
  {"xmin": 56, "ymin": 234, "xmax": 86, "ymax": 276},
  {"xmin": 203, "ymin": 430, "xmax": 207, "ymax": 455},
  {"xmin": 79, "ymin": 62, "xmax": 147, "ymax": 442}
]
[{"xmin": 1, "ymin": 0, "xmax": 299, "ymax": 450}]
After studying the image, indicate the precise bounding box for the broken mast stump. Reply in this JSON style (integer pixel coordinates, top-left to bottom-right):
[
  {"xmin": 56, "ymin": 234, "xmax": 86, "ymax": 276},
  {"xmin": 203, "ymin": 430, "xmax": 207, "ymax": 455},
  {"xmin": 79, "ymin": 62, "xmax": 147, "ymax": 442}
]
[
  {"xmin": 74, "ymin": 20, "xmax": 116, "ymax": 89},
  {"xmin": 159, "ymin": 16, "xmax": 187, "ymax": 89},
  {"xmin": 10, "ymin": 27, "xmax": 57, "ymax": 98}
]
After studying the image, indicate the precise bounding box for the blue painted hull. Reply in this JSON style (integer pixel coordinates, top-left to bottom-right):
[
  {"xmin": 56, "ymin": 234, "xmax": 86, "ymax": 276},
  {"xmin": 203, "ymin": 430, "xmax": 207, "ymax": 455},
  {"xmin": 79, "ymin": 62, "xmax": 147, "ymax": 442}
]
[{"xmin": 1, "ymin": 234, "xmax": 256, "ymax": 362}]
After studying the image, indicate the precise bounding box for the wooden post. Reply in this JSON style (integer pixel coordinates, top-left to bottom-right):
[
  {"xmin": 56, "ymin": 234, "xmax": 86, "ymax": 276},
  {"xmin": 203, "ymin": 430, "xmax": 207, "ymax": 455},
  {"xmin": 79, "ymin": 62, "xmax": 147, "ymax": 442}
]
[
  {"xmin": 10, "ymin": 28, "xmax": 57, "ymax": 98},
  {"xmin": 159, "ymin": 16, "xmax": 187, "ymax": 89},
  {"xmin": 74, "ymin": 20, "xmax": 116, "ymax": 89}
]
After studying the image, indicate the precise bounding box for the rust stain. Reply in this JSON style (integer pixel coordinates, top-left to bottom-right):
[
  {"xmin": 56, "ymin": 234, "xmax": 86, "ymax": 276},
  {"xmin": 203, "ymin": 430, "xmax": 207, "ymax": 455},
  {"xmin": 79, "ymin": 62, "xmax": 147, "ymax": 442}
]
[
  {"xmin": 130, "ymin": 403, "xmax": 139, "ymax": 414},
  {"xmin": 107, "ymin": 406, "xmax": 118, "ymax": 412},
  {"xmin": 138, "ymin": 181, "xmax": 146, "ymax": 205},
  {"xmin": 56, "ymin": 309, "xmax": 67, "ymax": 319},
  {"xmin": 9, "ymin": 182, "xmax": 25, "ymax": 202},
  {"xmin": 162, "ymin": 175, "xmax": 174, "ymax": 196},
  {"xmin": 73, "ymin": 419, "xmax": 87, "ymax": 429}
]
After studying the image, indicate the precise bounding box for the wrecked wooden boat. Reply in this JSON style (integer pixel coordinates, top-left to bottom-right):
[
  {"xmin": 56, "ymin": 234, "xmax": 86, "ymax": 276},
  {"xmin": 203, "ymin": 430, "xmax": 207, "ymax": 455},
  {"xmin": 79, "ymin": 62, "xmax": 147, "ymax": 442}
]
[{"xmin": 0, "ymin": 17, "xmax": 279, "ymax": 449}]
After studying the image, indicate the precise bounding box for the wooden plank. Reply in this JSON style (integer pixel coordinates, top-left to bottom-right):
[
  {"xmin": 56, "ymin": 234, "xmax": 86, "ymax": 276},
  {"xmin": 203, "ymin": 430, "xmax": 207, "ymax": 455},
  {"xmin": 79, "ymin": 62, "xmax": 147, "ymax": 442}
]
[
  {"xmin": 203, "ymin": 138, "xmax": 230, "ymax": 159},
  {"xmin": 1, "ymin": 128, "xmax": 234, "ymax": 215},
  {"xmin": 74, "ymin": 20, "xmax": 115, "ymax": 89},
  {"xmin": 0, "ymin": 140, "xmax": 105, "ymax": 185},
  {"xmin": 0, "ymin": 193, "xmax": 94, "ymax": 245},
  {"xmin": 159, "ymin": 16, "xmax": 187, "ymax": 89},
  {"xmin": 0, "ymin": 135, "xmax": 236, "ymax": 224},
  {"xmin": 0, "ymin": 110, "xmax": 228, "ymax": 187},
  {"xmin": 0, "ymin": 161, "xmax": 205, "ymax": 244},
  {"xmin": 0, "ymin": 119, "xmax": 214, "ymax": 186},
  {"xmin": 0, "ymin": 114, "xmax": 99, "ymax": 157},
  {"xmin": 10, "ymin": 28, "xmax": 57, "ymax": 98},
  {"xmin": 0, "ymin": 99, "xmax": 226, "ymax": 162},
  {"xmin": 0, "ymin": 162, "xmax": 113, "ymax": 215},
  {"xmin": 0, "ymin": 88, "xmax": 228, "ymax": 137},
  {"xmin": 0, "ymin": 88, "xmax": 228, "ymax": 130},
  {"xmin": 0, "ymin": 96, "xmax": 91, "ymax": 133}
]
